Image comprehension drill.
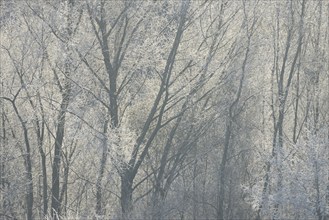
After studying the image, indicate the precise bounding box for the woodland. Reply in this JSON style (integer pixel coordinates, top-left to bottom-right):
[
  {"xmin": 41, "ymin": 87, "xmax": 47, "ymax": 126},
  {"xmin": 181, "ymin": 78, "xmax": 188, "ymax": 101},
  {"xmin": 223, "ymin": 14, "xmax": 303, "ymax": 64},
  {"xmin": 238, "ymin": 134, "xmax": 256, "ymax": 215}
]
[{"xmin": 0, "ymin": 0, "xmax": 328, "ymax": 219}]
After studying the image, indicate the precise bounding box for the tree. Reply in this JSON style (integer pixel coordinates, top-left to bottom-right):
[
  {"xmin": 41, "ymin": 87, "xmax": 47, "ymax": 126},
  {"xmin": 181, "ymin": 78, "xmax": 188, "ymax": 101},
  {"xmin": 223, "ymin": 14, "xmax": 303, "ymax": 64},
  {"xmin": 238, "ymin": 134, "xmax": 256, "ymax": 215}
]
[
  {"xmin": 1, "ymin": 0, "xmax": 328, "ymax": 219},
  {"xmin": 257, "ymin": 0, "xmax": 306, "ymax": 218}
]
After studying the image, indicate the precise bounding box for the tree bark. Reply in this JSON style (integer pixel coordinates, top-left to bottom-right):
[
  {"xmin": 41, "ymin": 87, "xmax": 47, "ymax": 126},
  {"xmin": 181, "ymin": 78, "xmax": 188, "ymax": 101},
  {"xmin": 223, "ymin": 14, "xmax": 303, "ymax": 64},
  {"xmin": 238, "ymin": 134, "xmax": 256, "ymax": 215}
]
[{"xmin": 51, "ymin": 87, "xmax": 71, "ymax": 218}]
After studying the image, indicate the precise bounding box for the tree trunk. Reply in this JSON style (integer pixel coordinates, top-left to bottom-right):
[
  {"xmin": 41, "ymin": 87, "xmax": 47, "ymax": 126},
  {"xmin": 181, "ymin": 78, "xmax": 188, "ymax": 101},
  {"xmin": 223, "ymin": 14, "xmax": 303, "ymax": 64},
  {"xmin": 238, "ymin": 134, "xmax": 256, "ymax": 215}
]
[
  {"xmin": 12, "ymin": 103, "xmax": 34, "ymax": 220},
  {"xmin": 51, "ymin": 89, "xmax": 70, "ymax": 219},
  {"xmin": 120, "ymin": 170, "xmax": 133, "ymax": 219},
  {"xmin": 39, "ymin": 147, "xmax": 47, "ymax": 216},
  {"xmin": 95, "ymin": 120, "xmax": 109, "ymax": 217},
  {"xmin": 217, "ymin": 121, "xmax": 232, "ymax": 220}
]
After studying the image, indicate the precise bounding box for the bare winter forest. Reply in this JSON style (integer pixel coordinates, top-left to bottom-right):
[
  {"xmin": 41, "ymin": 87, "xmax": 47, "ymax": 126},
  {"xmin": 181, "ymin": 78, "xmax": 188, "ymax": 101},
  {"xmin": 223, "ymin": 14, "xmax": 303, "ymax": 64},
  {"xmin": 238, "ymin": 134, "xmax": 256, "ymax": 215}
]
[{"xmin": 0, "ymin": 0, "xmax": 328, "ymax": 219}]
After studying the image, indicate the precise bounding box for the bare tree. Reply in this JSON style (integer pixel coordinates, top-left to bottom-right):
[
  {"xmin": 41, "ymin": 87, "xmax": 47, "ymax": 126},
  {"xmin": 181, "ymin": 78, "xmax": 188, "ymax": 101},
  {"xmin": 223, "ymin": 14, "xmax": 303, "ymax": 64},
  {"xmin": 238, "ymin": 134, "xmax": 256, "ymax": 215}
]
[{"xmin": 257, "ymin": 0, "xmax": 306, "ymax": 218}]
